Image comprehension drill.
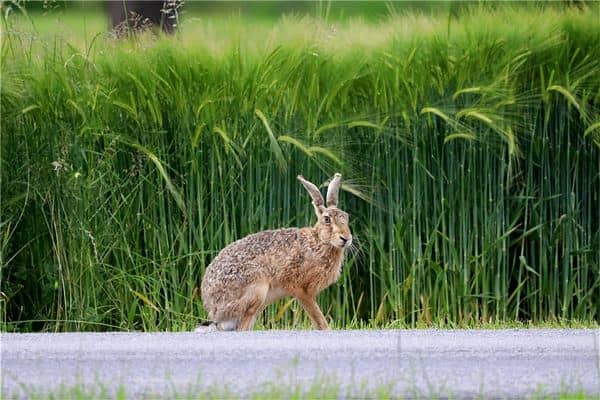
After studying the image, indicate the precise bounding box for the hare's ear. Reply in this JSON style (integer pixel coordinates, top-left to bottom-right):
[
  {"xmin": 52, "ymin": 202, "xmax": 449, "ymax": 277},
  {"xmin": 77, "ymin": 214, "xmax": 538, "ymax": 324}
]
[
  {"xmin": 326, "ymin": 173, "xmax": 342, "ymax": 207},
  {"xmin": 297, "ymin": 175, "xmax": 325, "ymax": 216}
]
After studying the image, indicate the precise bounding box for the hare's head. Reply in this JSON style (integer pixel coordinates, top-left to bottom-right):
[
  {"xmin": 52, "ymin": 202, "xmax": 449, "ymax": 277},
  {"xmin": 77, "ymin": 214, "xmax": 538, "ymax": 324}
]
[{"xmin": 297, "ymin": 173, "xmax": 352, "ymax": 249}]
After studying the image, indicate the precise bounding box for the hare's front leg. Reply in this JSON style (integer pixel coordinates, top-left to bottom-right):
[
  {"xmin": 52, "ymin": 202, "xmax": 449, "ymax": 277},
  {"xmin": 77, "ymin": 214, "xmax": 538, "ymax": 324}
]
[
  {"xmin": 294, "ymin": 291, "xmax": 329, "ymax": 330},
  {"xmin": 237, "ymin": 282, "xmax": 269, "ymax": 331}
]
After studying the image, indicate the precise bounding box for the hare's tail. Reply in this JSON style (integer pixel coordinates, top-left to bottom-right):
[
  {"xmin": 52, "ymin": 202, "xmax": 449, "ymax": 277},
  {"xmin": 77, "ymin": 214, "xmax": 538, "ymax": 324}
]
[
  {"xmin": 194, "ymin": 321, "xmax": 216, "ymax": 333},
  {"xmin": 193, "ymin": 319, "xmax": 213, "ymax": 332},
  {"xmin": 193, "ymin": 319, "xmax": 238, "ymax": 332}
]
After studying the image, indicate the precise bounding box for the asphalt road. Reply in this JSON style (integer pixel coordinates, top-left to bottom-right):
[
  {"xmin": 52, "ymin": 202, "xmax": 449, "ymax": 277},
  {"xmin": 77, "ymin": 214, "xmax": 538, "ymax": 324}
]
[{"xmin": 2, "ymin": 329, "xmax": 599, "ymax": 398}]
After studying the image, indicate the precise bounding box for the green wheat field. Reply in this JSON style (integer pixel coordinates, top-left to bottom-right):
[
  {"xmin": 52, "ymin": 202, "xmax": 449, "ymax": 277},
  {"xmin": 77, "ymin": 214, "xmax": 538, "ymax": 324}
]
[{"xmin": 1, "ymin": 1, "xmax": 599, "ymax": 332}]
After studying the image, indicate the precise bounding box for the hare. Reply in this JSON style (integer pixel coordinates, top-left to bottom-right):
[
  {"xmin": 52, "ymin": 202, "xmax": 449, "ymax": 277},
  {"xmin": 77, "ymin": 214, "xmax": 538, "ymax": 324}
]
[{"xmin": 199, "ymin": 173, "xmax": 352, "ymax": 331}]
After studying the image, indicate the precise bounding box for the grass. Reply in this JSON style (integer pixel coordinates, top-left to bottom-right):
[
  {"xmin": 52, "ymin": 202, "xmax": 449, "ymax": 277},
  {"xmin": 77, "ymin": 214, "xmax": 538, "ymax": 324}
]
[
  {"xmin": 5, "ymin": 353, "xmax": 599, "ymax": 400},
  {"xmin": 7, "ymin": 386, "xmax": 596, "ymax": 400},
  {"xmin": 1, "ymin": 2, "xmax": 599, "ymax": 332},
  {"xmin": 4, "ymin": 375, "xmax": 596, "ymax": 400}
]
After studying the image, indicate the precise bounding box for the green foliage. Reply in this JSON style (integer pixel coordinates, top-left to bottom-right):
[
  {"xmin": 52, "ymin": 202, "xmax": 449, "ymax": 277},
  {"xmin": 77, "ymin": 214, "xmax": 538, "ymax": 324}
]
[
  {"xmin": 1, "ymin": 3, "xmax": 599, "ymax": 331},
  {"xmin": 7, "ymin": 374, "xmax": 596, "ymax": 399}
]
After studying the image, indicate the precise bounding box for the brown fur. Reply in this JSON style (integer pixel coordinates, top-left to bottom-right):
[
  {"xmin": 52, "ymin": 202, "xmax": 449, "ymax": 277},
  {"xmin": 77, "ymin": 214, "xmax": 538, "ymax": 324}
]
[{"xmin": 200, "ymin": 173, "xmax": 352, "ymax": 331}]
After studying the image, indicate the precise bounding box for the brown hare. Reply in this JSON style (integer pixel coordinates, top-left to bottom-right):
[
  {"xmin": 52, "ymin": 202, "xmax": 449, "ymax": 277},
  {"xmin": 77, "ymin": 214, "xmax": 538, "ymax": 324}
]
[{"xmin": 199, "ymin": 173, "xmax": 352, "ymax": 331}]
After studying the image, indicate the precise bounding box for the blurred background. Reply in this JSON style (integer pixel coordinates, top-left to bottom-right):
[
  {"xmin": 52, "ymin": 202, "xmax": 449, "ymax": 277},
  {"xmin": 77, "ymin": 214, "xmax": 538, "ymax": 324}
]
[{"xmin": 3, "ymin": 1, "xmax": 590, "ymax": 38}]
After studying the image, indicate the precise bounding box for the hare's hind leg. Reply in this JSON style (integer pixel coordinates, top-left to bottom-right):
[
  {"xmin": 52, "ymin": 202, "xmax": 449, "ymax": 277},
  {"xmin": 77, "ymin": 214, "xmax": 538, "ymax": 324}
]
[{"xmin": 237, "ymin": 282, "xmax": 269, "ymax": 331}]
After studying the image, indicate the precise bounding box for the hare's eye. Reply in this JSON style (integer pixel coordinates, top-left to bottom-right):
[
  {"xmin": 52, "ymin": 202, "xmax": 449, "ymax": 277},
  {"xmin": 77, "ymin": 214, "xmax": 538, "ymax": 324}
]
[{"xmin": 323, "ymin": 216, "xmax": 331, "ymax": 224}]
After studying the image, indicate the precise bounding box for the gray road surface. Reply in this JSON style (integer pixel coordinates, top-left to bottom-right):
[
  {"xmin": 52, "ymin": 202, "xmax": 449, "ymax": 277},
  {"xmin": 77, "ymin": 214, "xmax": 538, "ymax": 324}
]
[{"xmin": 2, "ymin": 329, "xmax": 599, "ymax": 398}]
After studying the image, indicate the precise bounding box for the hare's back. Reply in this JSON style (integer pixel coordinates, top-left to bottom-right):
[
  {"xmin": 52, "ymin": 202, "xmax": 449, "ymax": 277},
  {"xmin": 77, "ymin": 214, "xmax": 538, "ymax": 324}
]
[
  {"xmin": 214, "ymin": 228, "xmax": 301, "ymax": 262},
  {"xmin": 202, "ymin": 228, "xmax": 302, "ymax": 287}
]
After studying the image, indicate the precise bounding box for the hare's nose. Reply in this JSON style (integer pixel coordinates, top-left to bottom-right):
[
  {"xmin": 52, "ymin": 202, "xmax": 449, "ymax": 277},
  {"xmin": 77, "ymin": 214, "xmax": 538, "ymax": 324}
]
[{"xmin": 339, "ymin": 236, "xmax": 348, "ymax": 244}]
